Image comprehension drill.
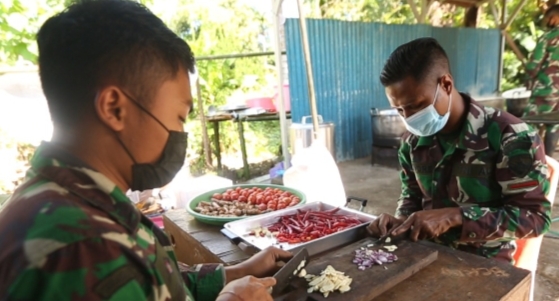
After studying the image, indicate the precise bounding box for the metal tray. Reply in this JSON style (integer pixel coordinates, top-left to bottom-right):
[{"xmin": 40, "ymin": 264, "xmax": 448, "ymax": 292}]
[{"xmin": 223, "ymin": 202, "xmax": 376, "ymax": 256}]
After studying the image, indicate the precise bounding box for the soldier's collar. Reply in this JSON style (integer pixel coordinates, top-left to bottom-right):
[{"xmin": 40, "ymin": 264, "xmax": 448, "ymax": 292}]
[
  {"xmin": 29, "ymin": 141, "xmax": 141, "ymax": 233},
  {"xmin": 455, "ymin": 95, "xmax": 490, "ymax": 152}
]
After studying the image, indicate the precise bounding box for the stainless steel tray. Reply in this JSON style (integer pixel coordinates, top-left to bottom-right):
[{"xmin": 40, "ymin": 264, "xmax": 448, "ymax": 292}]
[{"xmin": 223, "ymin": 202, "xmax": 376, "ymax": 256}]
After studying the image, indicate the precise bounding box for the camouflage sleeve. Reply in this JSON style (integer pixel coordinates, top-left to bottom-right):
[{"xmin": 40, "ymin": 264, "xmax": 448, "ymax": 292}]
[
  {"xmin": 395, "ymin": 137, "xmax": 423, "ymax": 218},
  {"xmin": 6, "ymin": 238, "xmax": 150, "ymax": 301},
  {"xmin": 460, "ymin": 126, "xmax": 552, "ymax": 242},
  {"xmin": 178, "ymin": 262, "xmax": 225, "ymax": 301},
  {"xmin": 526, "ymin": 35, "xmax": 548, "ymax": 76}
]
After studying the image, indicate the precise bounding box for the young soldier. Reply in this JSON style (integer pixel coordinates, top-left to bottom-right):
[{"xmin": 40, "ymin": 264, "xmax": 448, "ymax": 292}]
[
  {"xmin": 368, "ymin": 38, "xmax": 551, "ymax": 263},
  {"xmin": 0, "ymin": 1, "xmax": 291, "ymax": 300}
]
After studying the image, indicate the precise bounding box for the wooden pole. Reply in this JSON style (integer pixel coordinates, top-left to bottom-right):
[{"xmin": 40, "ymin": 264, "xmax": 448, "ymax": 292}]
[
  {"xmin": 195, "ymin": 76, "xmax": 213, "ymax": 169},
  {"xmin": 407, "ymin": 0, "xmax": 422, "ymax": 22},
  {"xmin": 296, "ymin": 0, "xmax": 320, "ymax": 140},
  {"xmin": 503, "ymin": 0, "xmax": 528, "ymax": 30},
  {"xmin": 272, "ymin": 0, "xmax": 291, "ymax": 169},
  {"xmin": 503, "ymin": 31, "xmax": 527, "ymax": 66}
]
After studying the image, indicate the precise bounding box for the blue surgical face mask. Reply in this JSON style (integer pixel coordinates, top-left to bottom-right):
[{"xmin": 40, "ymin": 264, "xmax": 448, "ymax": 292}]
[{"xmin": 400, "ymin": 84, "xmax": 451, "ymax": 137}]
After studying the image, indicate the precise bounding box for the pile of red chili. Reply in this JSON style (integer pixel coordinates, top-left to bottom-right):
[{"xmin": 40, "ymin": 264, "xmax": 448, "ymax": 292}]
[{"xmin": 261, "ymin": 208, "xmax": 363, "ymax": 244}]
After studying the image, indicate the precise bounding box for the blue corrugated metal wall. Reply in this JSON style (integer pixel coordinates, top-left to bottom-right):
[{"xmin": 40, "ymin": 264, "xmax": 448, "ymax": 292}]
[{"xmin": 285, "ymin": 19, "xmax": 501, "ymax": 162}]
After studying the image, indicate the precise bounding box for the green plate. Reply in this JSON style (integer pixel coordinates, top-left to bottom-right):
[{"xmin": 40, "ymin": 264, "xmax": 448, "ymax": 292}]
[{"xmin": 186, "ymin": 184, "xmax": 306, "ymax": 226}]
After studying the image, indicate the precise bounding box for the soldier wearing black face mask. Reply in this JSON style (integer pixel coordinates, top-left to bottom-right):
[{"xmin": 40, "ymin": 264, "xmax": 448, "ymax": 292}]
[{"xmin": 0, "ymin": 1, "xmax": 292, "ymax": 301}]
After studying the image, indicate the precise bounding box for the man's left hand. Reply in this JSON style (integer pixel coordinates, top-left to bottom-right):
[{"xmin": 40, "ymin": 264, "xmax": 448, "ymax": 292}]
[
  {"xmin": 391, "ymin": 208, "xmax": 463, "ymax": 241},
  {"xmin": 225, "ymin": 247, "xmax": 293, "ymax": 282}
]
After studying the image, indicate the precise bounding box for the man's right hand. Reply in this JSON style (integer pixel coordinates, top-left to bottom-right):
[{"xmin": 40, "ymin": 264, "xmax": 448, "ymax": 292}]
[
  {"xmin": 217, "ymin": 276, "xmax": 276, "ymax": 301},
  {"xmin": 367, "ymin": 213, "xmax": 406, "ymax": 238}
]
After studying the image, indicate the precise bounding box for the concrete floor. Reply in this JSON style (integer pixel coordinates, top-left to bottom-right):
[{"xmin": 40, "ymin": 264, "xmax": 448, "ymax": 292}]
[{"xmin": 337, "ymin": 157, "xmax": 559, "ymax": 301}]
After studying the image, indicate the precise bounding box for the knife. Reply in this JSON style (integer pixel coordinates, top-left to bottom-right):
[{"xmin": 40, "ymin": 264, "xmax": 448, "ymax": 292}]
[{"xmin": 272, "ymin": 248, "xmax": 309, "ymax": 296}]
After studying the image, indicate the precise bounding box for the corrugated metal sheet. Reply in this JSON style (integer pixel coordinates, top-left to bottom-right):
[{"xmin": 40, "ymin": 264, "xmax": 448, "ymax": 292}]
[{"xmin": 285, "ymin": 19, "xmax": 501, "ymax": 162}]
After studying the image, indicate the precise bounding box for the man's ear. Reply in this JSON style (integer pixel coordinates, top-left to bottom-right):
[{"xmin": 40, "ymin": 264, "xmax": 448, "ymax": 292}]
[
  {"xmin": 440, "ymin": 74, "xmax": 454, "ymax": 96},
  {"xmin": 94, "ymin": 86, "xmax": 129, "ymax": 132}
]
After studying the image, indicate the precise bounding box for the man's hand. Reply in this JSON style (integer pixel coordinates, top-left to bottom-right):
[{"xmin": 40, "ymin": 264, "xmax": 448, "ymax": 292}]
[
  {"xmin": 391, "ymin": 208, "xmax": 463, "ymax": 241},
  {"xmin": 225, "ymin": 247, "xmax": 293, "ymax": 282},
  {"xmin": 217, "ymin": 276, "xmax": 276, "ymax": 301},
  {"xmin": 367, "ymin": 213, "xmax": 406, "ymax": 238}
]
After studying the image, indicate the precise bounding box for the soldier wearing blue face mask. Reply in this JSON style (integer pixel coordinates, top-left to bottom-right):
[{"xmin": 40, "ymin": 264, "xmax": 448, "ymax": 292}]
[{"xmin": 367, "ymin": 38, "xmax": 551, "ymax": 263}]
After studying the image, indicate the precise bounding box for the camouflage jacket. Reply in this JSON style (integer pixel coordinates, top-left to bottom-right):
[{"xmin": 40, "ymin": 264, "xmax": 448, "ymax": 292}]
[
  {"xmin": 396, "ymin": 95, "xmax": 551, "ymax": 262},
  {"xmin": 526, "ymin": 25, "xmax": 559, "ymax": 99},
  {"xmin": 0, "ymin": 142, "xmax": 225, "ymax": 301}
]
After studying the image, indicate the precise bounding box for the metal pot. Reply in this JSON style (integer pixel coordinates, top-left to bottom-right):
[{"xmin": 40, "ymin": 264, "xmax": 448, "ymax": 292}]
[
  {"xmin": 502, "ymin": 88, "xmax": 532, "ymax": 118},
  {"xmin": 289, "ymin": 115, "xmax": 336, "ymax": 159},
  {"xmin": 370, "ymin": 108, "xmax": 407, "ymax": 147}
]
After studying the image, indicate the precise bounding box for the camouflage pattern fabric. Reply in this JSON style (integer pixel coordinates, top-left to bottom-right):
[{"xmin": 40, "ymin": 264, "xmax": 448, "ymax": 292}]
[
  {"xmin": 525, "ymin": 25, "xmax": 559, "ymax": 134},
  {"xmin": 397, "ymin": 95, "xmax": 551, "ymax": 263},
  {"xmin": 0, "ymin": 142, "xmax": 225, "ymax": 301}
]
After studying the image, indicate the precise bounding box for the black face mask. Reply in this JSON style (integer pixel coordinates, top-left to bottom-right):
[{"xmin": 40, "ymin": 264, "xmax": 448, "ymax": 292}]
[{"xmin": 118, "ymin": 92, "xmax": 188, "ymax": 191}]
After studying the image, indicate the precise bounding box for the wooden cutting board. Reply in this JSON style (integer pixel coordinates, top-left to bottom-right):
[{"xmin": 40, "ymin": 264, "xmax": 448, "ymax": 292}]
[{"xmin": 275, "ymin": 237, "xmax": 438, "ymax": 301}]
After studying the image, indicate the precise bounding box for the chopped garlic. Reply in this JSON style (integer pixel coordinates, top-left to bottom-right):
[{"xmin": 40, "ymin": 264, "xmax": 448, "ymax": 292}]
[
  {"xmin": 305, "ymin": 265, "xmax": 352, "ymax": 297},
  {"xmin": 385, "ymin": 237, "xmax": 391, "ymax": 243},
  {"xmin": 298, "ymin": 260, "xmax": 306, "ymax": 270},
  {"xmin": 383, "ymin": 245, "xmax": 398, "ymax": 252},
  {"xmin": 298, "ymin": 268, "xmax": 307, "ymax": 277}
]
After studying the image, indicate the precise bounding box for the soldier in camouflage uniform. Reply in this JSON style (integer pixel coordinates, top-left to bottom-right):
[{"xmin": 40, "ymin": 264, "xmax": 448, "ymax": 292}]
[
  {"xmin": 524, "ymin": 4, "xmax": 559, "ymax": 156},
  {"xmin": 368, "ymin": 38, "xmax": 551, "ymax": 263},
  {"xmin": 0, "ymin": 1, "xmax": 292, "ymax": 300}
]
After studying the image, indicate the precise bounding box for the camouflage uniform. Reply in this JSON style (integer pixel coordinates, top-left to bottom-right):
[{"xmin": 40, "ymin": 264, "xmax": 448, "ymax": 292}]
[
  {"xmin": 524, "ymin": 25, "xmax": 559, "ymax": 150},
  {"xmin": 0, "ymin": 142, "xmax": 225, "ymax": 301},
  {"xmin": 397, "ymin": 95, "xmax": 551, "ymax": 263}
]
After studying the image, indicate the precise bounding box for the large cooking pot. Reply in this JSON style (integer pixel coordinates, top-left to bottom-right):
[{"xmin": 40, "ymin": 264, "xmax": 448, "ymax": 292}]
[
  {"xmin": 502, "ymin": 87, "xmax": 531, "ymax": 118},
  {"xmin": 289, "ymin": 115, "xmax": 335, "ymax": 159},
  {"xmin": 370, "ymin": 108, "xmax": 407, "ymax": 147},
  {"xmin": 475, "ymin": 95, "xmax": 505, "ymax": 110}
]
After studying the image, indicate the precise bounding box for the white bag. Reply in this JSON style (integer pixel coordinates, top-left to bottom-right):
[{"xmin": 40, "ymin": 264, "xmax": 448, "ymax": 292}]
[{"xmin": 283, "ymin": 140, "xmax": 346, "ymax": 206}]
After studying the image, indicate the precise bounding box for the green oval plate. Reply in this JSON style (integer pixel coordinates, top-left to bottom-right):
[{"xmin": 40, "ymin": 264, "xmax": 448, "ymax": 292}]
[{"xmin": 186, "ymin": 184, "xmax": 306, "ymax": 226}]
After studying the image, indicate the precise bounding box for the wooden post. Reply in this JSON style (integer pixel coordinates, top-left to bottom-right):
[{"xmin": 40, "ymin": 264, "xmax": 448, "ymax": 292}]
[
  {"xmin": 464, "ymin": 5, "xmax": 480, "ymax": 27},
  {"xmin": 195, "ymin": 77, "xmax": 213, "ymax": 169},
  {"xmin": 489, "ymin": 0, "xmax": 527, "ymax": 71},
  {"xmin": 212, "ymin": 122, "xmax": 222, "ymax": 171},
  {"xmin": 503, "ymin": 0, "xmax": 528, "ymax": 30},
  {"xmin": 407, "ymin": 0, "xmax": 422, "ymax": 22},
  {"xmin": 503, "ymin": 31, "xmax": 527, "ymax": 67},
  {"xmin": 236, "ymin": 119, "xmax": 250, "ymax": 178}
]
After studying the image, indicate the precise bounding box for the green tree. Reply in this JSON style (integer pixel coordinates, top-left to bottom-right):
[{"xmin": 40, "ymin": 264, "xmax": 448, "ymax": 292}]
[
  {"xmin": 167, "ymin": 0, "xmax": 281, "ymax": 177},
  {"xmin": 0, "ymin": 0, "xmax": 65, "ymax": 65}
]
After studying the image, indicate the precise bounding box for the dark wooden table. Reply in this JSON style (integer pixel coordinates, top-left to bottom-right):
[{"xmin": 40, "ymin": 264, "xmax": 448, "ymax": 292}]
[
  {"xmin": 163, "ymin": 209, "xmax": 531, "ymax": 301},
  {"xmin": 206, "ymin": 112, "xmax": 291, "ymax": 177}
]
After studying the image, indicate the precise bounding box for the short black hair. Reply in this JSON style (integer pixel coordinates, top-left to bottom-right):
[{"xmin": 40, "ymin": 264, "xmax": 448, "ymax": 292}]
[
  {"xmin": 37, "ymin": 0, "xmax": 195, "ymax": 126},
  {"xmin": 379, "ymin": 37, "xmax": 450, "ymax": 87}
]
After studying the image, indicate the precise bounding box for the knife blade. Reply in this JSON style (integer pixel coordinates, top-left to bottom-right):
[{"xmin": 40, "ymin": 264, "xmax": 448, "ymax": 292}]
[
  {"xmin": 272, "ymin": 248, "xmax": 309, "ymax": 296},
  {"xmin": 370, "ymin": 230, "xmax": 408, "ymax": 245}
]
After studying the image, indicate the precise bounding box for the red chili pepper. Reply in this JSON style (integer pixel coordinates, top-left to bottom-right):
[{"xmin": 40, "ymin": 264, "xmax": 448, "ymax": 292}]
[
  {"xmin": 289, "ymin": 217, "xmax": 301, "ymax": 227},
  {"xmin": 333, "ymin": 222, "xmax": 347, "ymax": 228},
  {"xmin": 291, "ymin": 225, "xmax": 303, "ymax": 233}
]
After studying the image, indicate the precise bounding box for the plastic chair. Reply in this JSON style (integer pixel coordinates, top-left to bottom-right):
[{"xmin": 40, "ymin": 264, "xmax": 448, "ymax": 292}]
[{"xmin": 513, "ymin": 155, "xmax": 559, "ymax": 301}]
